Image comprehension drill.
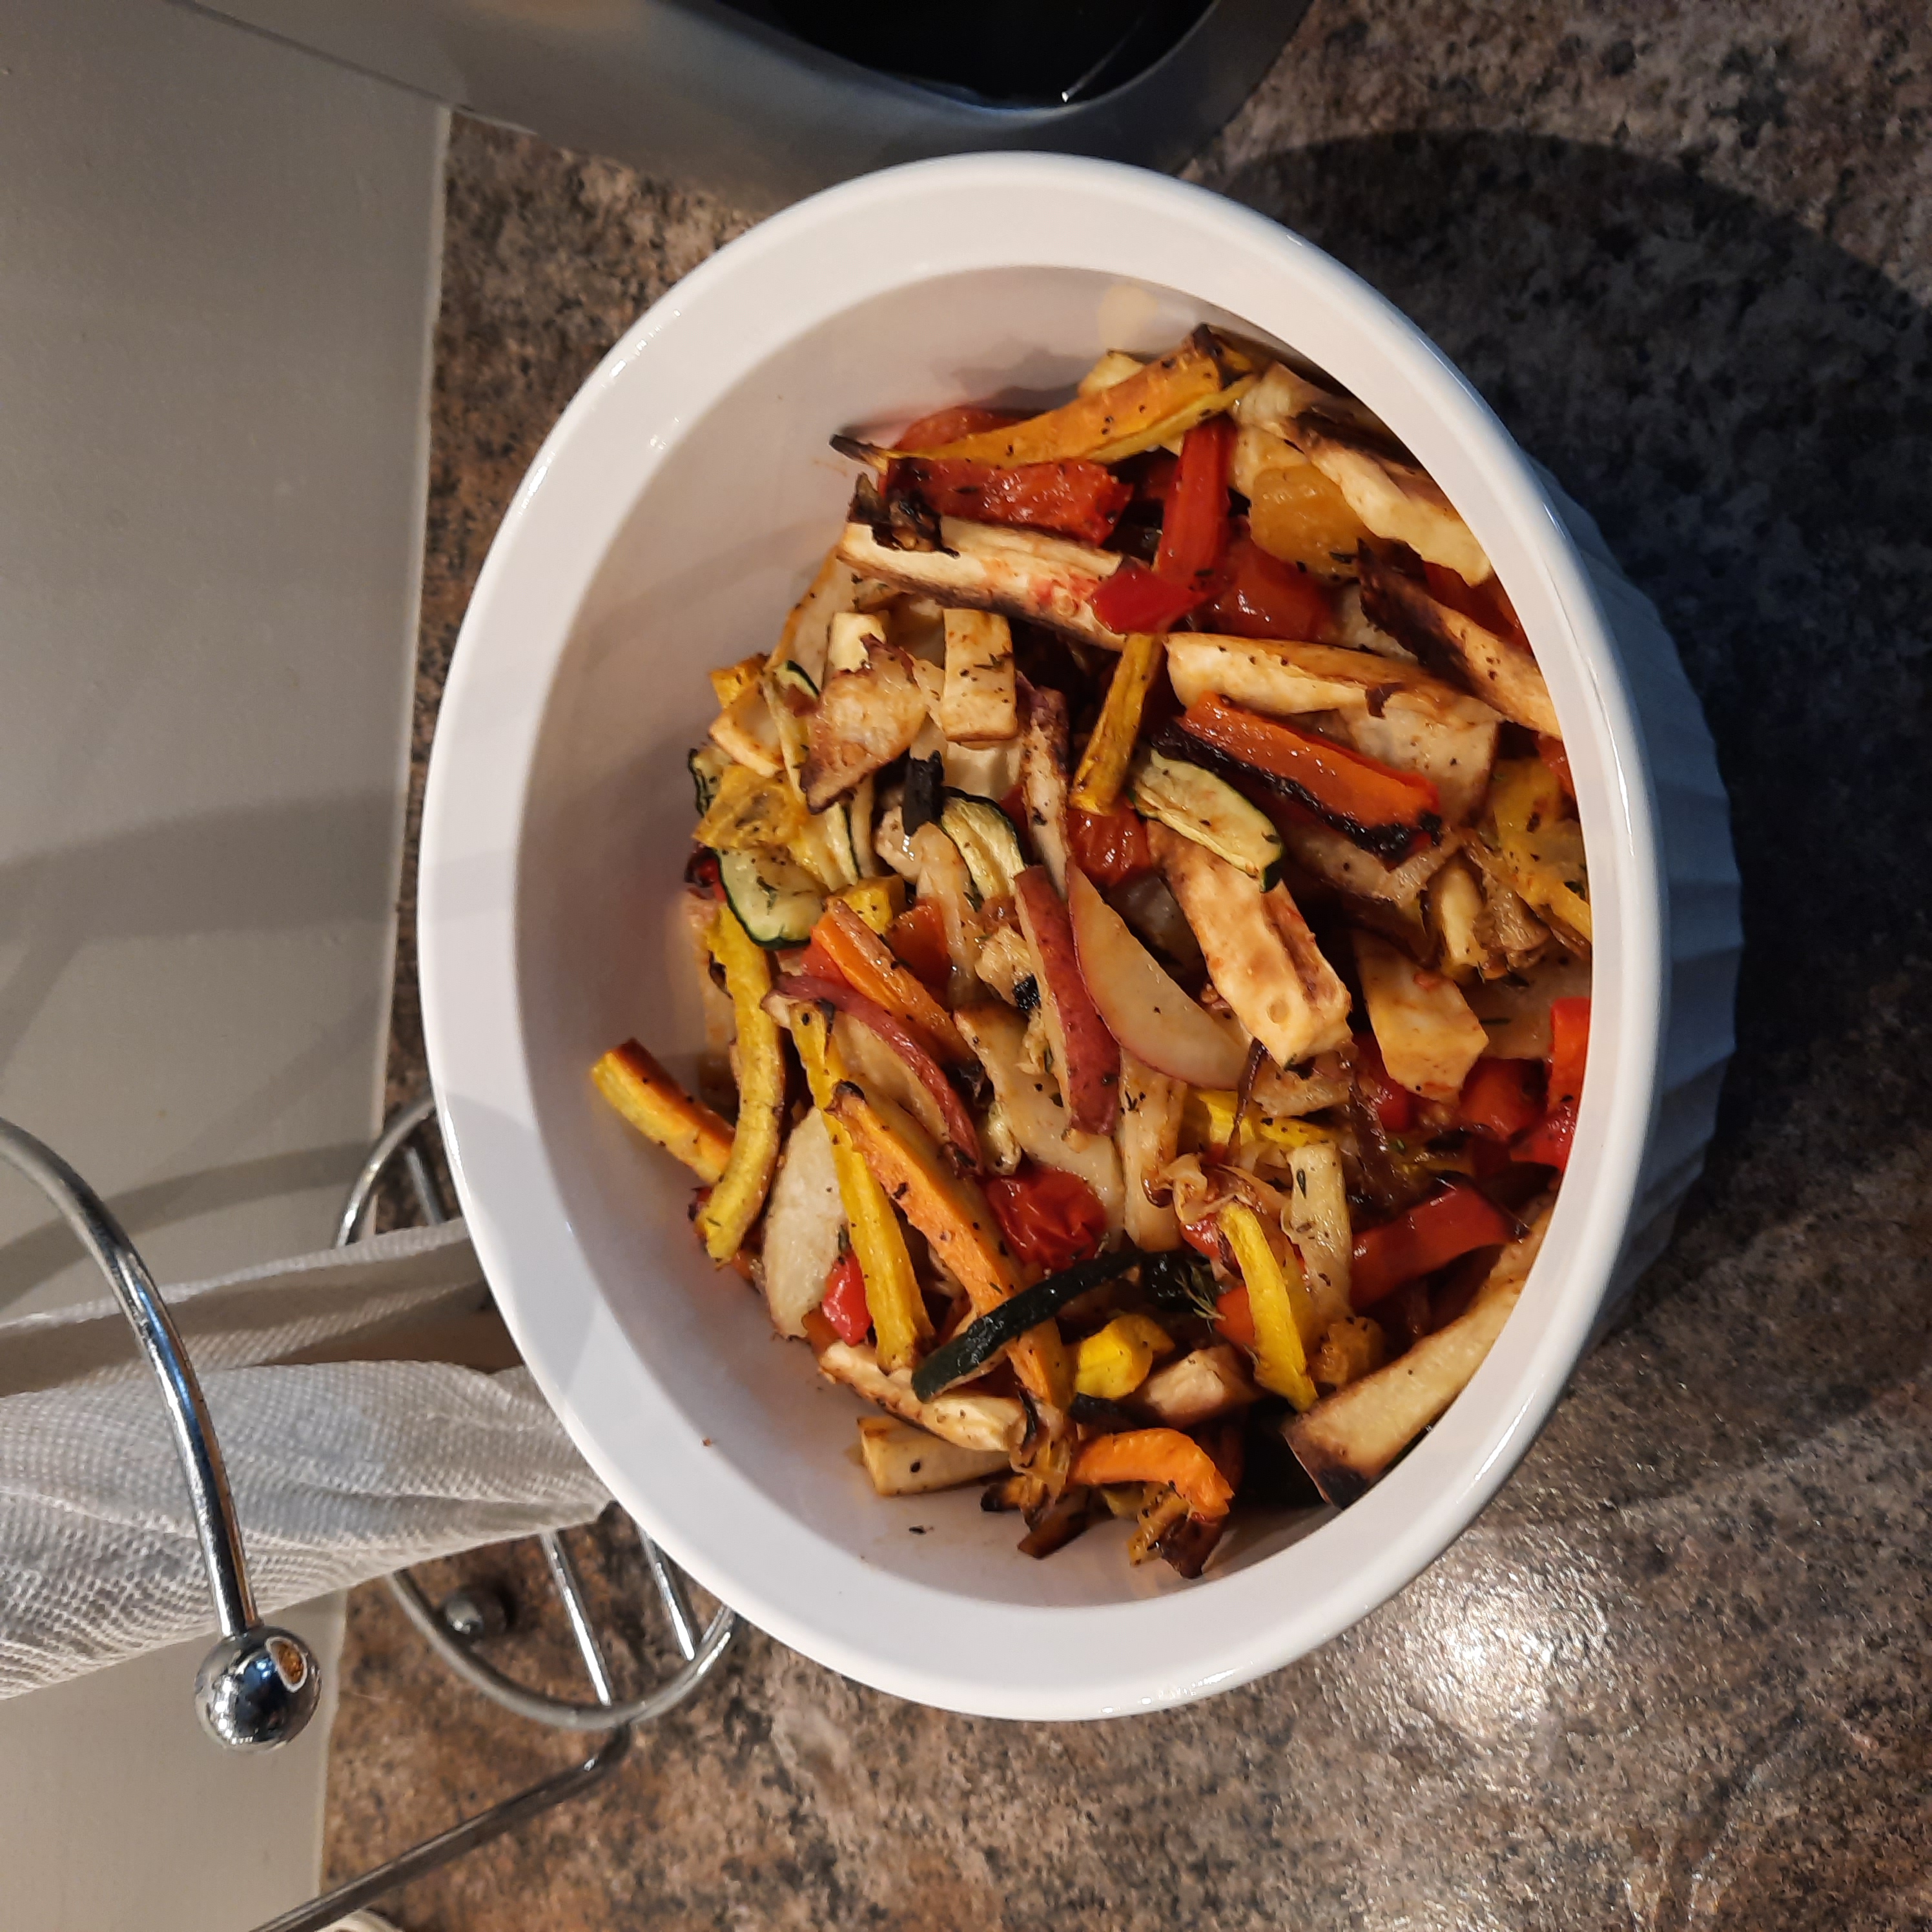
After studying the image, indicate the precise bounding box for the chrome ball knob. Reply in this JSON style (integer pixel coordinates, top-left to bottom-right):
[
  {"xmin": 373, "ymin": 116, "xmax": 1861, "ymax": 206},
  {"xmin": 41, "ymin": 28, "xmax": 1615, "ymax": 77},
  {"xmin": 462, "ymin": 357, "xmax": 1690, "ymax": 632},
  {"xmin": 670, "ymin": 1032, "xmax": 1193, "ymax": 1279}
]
[{"xmin": 194, "ymin": 1625, "xmax": 322, "ymax": 1750}]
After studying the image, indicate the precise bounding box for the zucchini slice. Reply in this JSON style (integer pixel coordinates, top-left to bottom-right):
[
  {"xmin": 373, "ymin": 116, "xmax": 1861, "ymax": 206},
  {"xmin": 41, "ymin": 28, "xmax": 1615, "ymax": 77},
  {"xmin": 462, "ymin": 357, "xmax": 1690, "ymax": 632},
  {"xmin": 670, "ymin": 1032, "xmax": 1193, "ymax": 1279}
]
[
  {"xmin": 688, "ymin": 743, "xmax": 732, "ymax": 816},
  {"xmin": 941, "ymin": 792, "xmax": 1026, "ymax": 902},
  {"xmin": 1129, "ymin": 749, "xmax": 1284, "ymax": 889},
  {"xmin": 910, "ymin": 1244, "xmax": 1147, "ymax": 1403},
  {"xmin": 718, "ymin": 848, "xmax": 825, "ymax": 947}
]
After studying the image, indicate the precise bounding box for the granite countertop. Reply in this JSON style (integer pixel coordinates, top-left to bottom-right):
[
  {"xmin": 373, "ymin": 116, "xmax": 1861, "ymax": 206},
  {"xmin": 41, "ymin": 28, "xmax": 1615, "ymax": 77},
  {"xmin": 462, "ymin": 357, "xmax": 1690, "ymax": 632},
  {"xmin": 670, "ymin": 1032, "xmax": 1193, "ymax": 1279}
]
[{"xmin": 336, "ymin": 3, "xmax": 1932, "ymax": 1924}]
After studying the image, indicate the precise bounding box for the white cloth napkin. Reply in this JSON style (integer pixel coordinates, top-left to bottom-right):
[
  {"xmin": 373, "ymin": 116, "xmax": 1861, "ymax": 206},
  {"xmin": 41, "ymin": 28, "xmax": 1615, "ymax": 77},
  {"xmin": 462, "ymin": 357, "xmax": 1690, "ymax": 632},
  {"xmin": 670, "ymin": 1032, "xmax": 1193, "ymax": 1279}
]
[{"xmin": 0, "ymin": 1219, "xmax": 610, "ymax": 1697}]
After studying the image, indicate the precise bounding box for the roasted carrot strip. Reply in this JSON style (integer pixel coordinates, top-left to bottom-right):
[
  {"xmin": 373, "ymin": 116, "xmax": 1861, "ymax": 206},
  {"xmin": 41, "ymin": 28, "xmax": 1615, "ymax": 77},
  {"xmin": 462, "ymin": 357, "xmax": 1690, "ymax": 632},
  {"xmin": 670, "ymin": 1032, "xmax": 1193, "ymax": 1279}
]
[
  {"xmin": 591, "ymin": 1040, "xmax": 732, "ymax": 1184},
  {"xmin": 810, "ymin": 898, "xmax": 970, "ymax": 1065},
  {"xmin": 1071, "ymin": 1428, "xmax": 1234, "ymax": 1519}
]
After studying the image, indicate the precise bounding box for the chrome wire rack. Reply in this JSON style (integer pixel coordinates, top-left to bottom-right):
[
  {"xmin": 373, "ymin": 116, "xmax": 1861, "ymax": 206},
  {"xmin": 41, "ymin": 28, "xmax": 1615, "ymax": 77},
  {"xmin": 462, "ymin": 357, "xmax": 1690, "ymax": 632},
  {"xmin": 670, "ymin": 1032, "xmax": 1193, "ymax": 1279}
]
[{"xmin": 0, "ymin": 1094, "xmax": 737, "ymax": 1932}]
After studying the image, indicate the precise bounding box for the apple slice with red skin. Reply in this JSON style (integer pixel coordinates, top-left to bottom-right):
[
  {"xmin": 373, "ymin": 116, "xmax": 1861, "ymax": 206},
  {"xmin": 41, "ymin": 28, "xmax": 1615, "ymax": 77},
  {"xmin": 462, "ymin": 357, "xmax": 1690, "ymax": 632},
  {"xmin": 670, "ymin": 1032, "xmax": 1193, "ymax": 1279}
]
[
  {"xmin": 1065, "ymin": 867, "xmax": 1251, "ymax": 1090},
  {"xmin": 1011, "ymin": 865, "xmax": 1121, "ymax": 1134}
]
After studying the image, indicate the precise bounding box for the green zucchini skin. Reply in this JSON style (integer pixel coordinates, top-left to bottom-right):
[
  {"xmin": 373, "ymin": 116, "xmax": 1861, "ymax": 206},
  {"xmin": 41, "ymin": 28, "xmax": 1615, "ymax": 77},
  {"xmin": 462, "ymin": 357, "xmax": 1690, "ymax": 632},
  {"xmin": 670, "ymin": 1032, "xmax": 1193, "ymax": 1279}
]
[
  {"xmin": 941, "ymin": 791, "xmax": 1027, "ymax": 901},
  {"xmin": 717, "ymin": 848, "xmax": 823, "ymax": 947},
  {"xmin": 909, "ymin": 1243, "xmax": 1147, "ymax": 1403},
  {"xmin": 1129, "ymin": 746, "xmax": 1286, "ymax": 889}
]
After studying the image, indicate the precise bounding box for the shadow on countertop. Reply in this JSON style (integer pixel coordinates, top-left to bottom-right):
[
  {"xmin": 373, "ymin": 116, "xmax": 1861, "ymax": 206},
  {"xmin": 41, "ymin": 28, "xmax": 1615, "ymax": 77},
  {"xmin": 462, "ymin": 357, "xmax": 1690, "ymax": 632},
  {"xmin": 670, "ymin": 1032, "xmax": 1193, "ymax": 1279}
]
[{"xmin": 327, "ymin": 119, "xmax": 1932, "ymax": 1932}]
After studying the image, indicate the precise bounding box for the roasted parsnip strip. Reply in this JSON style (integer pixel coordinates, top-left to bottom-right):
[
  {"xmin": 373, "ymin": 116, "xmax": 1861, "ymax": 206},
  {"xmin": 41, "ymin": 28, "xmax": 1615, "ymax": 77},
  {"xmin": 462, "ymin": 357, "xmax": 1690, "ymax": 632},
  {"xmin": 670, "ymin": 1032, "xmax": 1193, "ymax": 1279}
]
[
  {"xmin": 939, "ymin": 608, "xmax": 1018, "ymax": 745},
  {"xmin": 837, "ymin": 518, "xmax": 1127, "ymax": 651},
  {"xmin": 857, "ymin": 1416, "xmax": 1011, "ymax": 1494},
  {"xmin": 818, "ymin": 1341, "xmax": 1025, "ymax": 1454},
  {"xmin": 1288, "ymin": 1205, "xmax": 1550, "ymax": 1505}
]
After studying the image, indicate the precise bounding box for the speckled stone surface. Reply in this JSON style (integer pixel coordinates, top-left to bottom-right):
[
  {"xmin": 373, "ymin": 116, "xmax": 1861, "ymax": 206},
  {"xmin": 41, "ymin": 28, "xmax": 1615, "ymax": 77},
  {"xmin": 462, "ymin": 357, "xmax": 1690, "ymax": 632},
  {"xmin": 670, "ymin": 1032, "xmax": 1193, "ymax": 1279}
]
[{"xmin": 334, "ymin": 8, "xmax": 1932, "ymax": 1926}]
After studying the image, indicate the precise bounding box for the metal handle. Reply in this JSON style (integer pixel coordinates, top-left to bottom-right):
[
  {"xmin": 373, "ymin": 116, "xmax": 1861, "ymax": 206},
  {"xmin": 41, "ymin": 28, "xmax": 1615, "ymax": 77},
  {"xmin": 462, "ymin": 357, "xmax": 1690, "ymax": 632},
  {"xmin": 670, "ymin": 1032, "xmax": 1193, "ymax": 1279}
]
[{"xmin": 0, "ymin": 1117, "xmax": 320, "ymax": 1750}]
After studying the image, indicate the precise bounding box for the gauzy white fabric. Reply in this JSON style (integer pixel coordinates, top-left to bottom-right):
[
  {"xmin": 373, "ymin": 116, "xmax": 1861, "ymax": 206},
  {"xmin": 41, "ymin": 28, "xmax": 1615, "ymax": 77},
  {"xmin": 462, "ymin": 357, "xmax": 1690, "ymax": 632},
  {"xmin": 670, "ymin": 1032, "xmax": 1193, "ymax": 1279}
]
[{"xmin": 0, "ymin": 1219, "xmax": 610, "ymax": 1697}]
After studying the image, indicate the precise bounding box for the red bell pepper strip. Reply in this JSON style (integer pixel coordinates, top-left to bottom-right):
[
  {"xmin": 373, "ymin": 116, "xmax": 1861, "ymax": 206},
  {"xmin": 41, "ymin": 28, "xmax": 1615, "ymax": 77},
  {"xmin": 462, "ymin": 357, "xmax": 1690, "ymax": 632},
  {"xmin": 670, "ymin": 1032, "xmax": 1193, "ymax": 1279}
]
[
  {"xmin": 1458, "ymin": 1057, "xmax": 1543, "ymax": 1140},
  {"xmin": 898, "ymin": 403, "xmax": 1023, "ymax": 450},
  {"xmin": 1350, "ymin": 1184, "xmax": 1513, "ymax": 1310},
  {"xmin": 891, "ymin": 457, "xmax": 1132, "ymax": 545},
  {"xmin": 1354, "ymin": 1031, "xmax": 1417, "ymax": 1135},
  {"xmin": 1214, "ymin": 1282, "xmax": 1258, "ymax": 1350},
  {"xmin": 1177, "ymin": 692, "xmax": 1441, "ymax": 856},
  {"xmin": 1197, "ymin": 529, "xmax": 1333, "ymax": 641},
  {"xmin": 1153, "ymin": 414, "xmax": 1235, "ymax": 590},
  {"xmin": 783, "ymin": 972, "xmax": 983, "ymax": 1170},
  {"xmin": 1065, "ymin": 802, "xmax": 1154, "ymax": 887},
  {"xmin": 820, "ymin": 1249, "xmax": 872, "ymax": 1346},
  {"xmin": 1423, "ymin": 560, "xmax": 1530, "ymax": 650},
  {"xmin": 884, "ymin": 898, "xmax": 952, "ymax": 992},
  {"xmin": 1548, "ymin": 996, "xmax": 1590, "ymax": 1108},
  {"xmin": 1513, "ymin": 1099, "xmax": 1576, "ymax": 1171},
  {"xmin": 1091, "ymin": 559, "xmax": 1209, "ymax": 635}
]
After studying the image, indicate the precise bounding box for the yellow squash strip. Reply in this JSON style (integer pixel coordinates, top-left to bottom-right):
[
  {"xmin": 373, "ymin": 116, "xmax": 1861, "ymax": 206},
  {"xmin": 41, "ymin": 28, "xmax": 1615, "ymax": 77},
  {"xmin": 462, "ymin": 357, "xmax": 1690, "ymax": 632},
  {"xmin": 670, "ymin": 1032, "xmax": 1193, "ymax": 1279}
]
[
  {"xmin": 1181, "ymin": 1089, "xmax": 1334, "ymax": 1160},
  {"xmin": 709, "ymin": 652, "xmax": 765, "ymax": 710},
  {"xmin": 1488, "ymin": 758, "xmax": 1592, "ymax": 942},
  {"xmin": 591, "ymin": 1040, "xmax": 733, "ymax": 1185},
  {"xmin": 811, "ymin": 898, "xmax": 971, "ymax": 1064},
  {"xmin": 693, "ymin": 904, "xmax": 786, "ymax": 1263},
  {"xmin": 825, "ymin": 1080, "xmax": 1068, "ymax": 1407},
  {"xmin": 833, "ymin": 876, "xmax": 907, "ymax": 934},
  {"xmin": 908, "ymin": 329, "xmax": 1254, "ymax": 468},
  {"xmin": 790, "ymin": 1004, "xmax": 930, "ymax": 1372},
  {"xmin": 694, "ymin": 761, "xmax": 807, "ymax": 854},
  {"xmin": 1217, "ymin": 1200, "xmax": 1319, "ymax": 1412},
  {"xmin": 1070, "ymin": 632, "xmax": 1164, "ymax": 814},
  {"xmin": 1073, "ymin": 1314, "xmax": 1173, "ymax": 1402},
  {"xmin": 1071, "ymin": 1428, "xmax": 1234, "ymax": 1519}
]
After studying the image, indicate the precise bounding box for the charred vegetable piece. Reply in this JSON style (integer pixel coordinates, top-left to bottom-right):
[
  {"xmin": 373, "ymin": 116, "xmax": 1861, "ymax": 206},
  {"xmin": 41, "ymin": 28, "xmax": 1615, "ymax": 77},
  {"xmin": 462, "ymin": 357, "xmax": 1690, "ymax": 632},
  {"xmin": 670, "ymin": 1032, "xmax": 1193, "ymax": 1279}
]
[
  {"xmin": 801, "ymin": 642, "xmax": 930, "ymax": 812},
  {"xmin": 1173, "ymin": 694, "xmax": 1442, "ymax": 863},
  {"xmin": 839, "ymin": 516, "xmax": 1128, "ymax": 651},
  {"xmin": 1293, "ymin": 417, "xmax": 1494, "ymax": 588},
  {"xmin": 1070, "ymin": 630, "xmax": 1164, "ymax": 815},
  {"xmin": 903, "ymin": 327, "xmax": 1253, "ymax": 467},
  {"xmin": 909, "ymin": 1244, "xmax": 1144, "ymax": 1403},
  {"xmin": 1358, "ymin": 542, "xmax": 1559, "ymax": 737},
  {"xmin": 693, "ymin": 904, "xmax": 787, "ymax": 1263},
  {"xmin": 1128, "ymin": 748, "xmax": 1284, "ymax": 888},
  {"xmin": 1350, "ymin": 1182, "xmax": 1512, "ymax": 1310},
  {"xmin": 1070, "ymin": 1427, "xmax": 1235, "ymax": 1521},
  {"xmin": 1217, "ymin": 1201, "xmax": 1319, "ymax": 1412},
  {"xmin": 809, "ymin": 898, "xmax": 971, "ymax": 1065},
  {"xmin": 890, "ymin": 457, "xmax": 1132, "ymax": 544},
  {"xmin": 1018, "ymin": 680, "xmax": 1073, "ymax": 892},
  {"xmin": 785, "ymin": 972, "xmax": 981, "ymax": 1171},
  {"xmin": 1012, "ymin": 865, "xmax": 1122, "ymax": 1133},
  {"xmin": 591, "ymin": 1040, "xmax": 733, "ymax": 1184},
  {"xmin": 1290, "ymin": 1206, "xmax": 1548, "ymax": 1504}
]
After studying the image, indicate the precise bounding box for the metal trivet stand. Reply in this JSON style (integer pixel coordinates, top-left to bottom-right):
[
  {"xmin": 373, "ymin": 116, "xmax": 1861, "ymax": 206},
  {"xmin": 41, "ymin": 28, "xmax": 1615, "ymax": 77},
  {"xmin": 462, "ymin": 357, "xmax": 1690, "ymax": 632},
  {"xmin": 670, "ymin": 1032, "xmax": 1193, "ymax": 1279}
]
[{"xmin": 0, "ymin": 1095, "xmax": 737, "ymax": 1932}]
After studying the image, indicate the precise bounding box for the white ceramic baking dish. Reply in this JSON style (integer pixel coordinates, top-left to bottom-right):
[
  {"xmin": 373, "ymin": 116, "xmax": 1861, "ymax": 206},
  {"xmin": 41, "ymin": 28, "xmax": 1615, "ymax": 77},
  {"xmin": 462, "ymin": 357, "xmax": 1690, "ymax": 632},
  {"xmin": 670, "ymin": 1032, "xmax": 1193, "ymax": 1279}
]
[{"xmin": 419, "ymin": 154, "xmax": 1739, "ymax": 1719}]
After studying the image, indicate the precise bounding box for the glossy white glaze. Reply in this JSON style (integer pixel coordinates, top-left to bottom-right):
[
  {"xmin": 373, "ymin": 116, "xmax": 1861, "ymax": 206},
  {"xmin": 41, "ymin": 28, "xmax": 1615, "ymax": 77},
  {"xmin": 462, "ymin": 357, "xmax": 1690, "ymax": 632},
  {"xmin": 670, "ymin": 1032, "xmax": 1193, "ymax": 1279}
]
[{"xmin": 419, "ymin": 155, "xmax": 1740, "ymax": 1719}]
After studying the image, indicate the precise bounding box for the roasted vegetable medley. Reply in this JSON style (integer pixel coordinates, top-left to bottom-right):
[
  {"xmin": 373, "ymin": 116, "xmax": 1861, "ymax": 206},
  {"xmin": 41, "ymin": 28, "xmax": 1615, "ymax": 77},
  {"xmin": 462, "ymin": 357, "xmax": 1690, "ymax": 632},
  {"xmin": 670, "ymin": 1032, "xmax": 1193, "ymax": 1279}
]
[{"xmin": 594, "ymin": 327, "xmax": 1590, "ymax": 1577}]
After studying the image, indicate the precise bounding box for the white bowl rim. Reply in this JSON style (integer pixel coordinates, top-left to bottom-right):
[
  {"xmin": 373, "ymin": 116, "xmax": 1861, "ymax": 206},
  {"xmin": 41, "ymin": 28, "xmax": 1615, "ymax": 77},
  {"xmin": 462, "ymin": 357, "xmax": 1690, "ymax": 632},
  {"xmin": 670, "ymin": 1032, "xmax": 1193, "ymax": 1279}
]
[{"xmin": 420, "ymin": 152, "xmax": 1663, "ymax": 1720}]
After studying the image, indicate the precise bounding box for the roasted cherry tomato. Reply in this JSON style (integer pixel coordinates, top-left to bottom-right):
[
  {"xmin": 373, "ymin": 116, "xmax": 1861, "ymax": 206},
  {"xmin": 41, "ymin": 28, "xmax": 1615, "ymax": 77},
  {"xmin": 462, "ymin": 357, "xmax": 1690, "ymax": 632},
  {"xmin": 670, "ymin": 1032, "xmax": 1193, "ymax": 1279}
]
[
  {"xmin": 1065, "ymin": 803, "xmax": 1153, "ymax": 887},
  {"xmin": 897, "ymin": 402, "xmax": 1024, "ymax": 449},
  {"xmin": 819, "ymin": 1249, "xmax": 871, "ymax": 1346},
  {"xmin": 1197, "ymin": 529, "xmax": 1333, "ymax": 641},
  {"xmin": 984, "ymin": 1164, "xmax": 1109, "ymax": 1273},
  {"xmin": 892, "ymin": 457, "xmax": 1131, "ymax": 545},
  {"xmin": 1423, "ymin": 560, "xmax": 1528, "ymax": 648}
]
